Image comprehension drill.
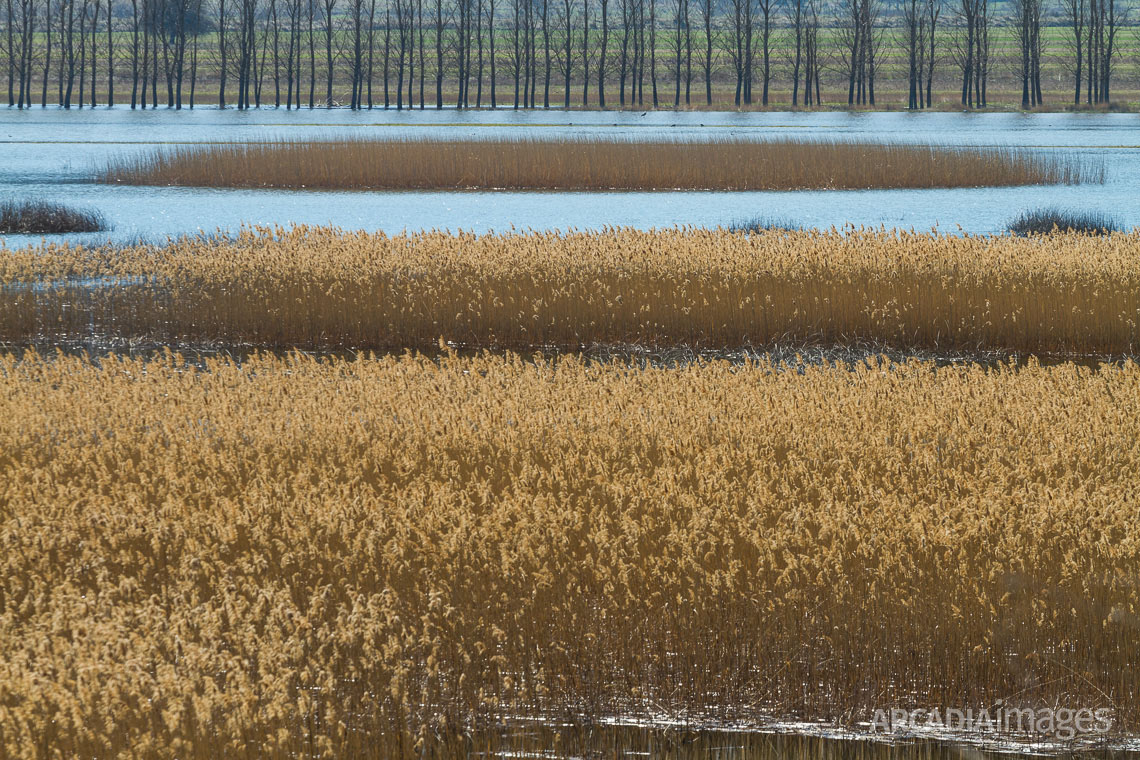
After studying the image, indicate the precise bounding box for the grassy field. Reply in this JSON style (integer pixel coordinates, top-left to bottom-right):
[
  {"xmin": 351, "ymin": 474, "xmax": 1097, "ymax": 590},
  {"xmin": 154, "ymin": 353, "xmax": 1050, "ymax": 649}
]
[
  {"xmin": 2, "ymin": 226, "xmax": 1135, "ymax": 356},
  {"xmin": 0, "ymin": 349, "xmax": 1136, "ymax": 758},
  {"xmin": 100, "ymin": 138, "xmax": 1093, "ymax": 190}
]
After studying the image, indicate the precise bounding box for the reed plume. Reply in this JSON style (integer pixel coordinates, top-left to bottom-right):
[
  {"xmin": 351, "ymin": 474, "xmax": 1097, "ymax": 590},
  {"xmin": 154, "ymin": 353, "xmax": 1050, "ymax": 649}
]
[
  {"xmin": 0, "ymin": 351, "xmax": 1136, "ymax": 757},
  {"xmin": 2, "ymin": 226, "xmax": 1138, "ymax": 355}
]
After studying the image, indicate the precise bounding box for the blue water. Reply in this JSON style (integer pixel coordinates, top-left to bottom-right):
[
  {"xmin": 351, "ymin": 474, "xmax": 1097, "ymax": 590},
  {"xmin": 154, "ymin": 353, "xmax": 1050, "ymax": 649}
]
[{"xmin": 2, "ymin": 107, "xmax": 1137, "ymax": 247}]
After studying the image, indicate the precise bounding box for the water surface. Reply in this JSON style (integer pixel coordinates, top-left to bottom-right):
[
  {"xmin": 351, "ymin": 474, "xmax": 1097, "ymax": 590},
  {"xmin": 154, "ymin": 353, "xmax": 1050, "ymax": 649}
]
[{"xmin": 2, "ymin": 108, "xmax": 1136, "ymax": 247}]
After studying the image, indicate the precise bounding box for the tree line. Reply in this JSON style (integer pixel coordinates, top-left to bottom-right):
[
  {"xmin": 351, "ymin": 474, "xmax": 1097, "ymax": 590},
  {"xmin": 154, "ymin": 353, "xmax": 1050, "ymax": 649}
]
[{"xmin": 2, "ymin": 0, "xmax": 1131, "ymax": 111}]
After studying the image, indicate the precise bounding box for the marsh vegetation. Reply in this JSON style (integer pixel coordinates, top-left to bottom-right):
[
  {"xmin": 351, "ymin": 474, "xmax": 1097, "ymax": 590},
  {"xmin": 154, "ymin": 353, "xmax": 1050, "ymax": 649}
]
[
  {"xmin": 4, "ymin": 226, "xmax": 1139, "ymax": 355},
  {"xmin": 100, "ymin": 138, "xmax": 1100, "ymax": 191},
  {"xmin": 0, "ymin": 350, "xmax": 1136, "ymax": 757},
  {"xmin": 0, "ymin": 200, "xmax": 106, "ymax": 234},
  {"xmin": 4, "ymin": 104, "xmax": 1139, "ymax": 760},
  {"xmin": 1008, "ymin": 208, "xmax": 1119, "ymax": 236}
]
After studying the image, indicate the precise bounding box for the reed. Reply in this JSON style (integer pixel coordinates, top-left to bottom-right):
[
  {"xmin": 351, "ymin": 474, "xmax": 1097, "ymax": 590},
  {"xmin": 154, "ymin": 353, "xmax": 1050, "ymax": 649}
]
[
  {"xmin": 729, "ymin": 216, "xmax": 803, "ymax": 233},
  {"xmin": 3, "ymin": 226, "xmax": 1140, "ymax": 355},
  {"xmin": 0, "ymin": 200, "xmax": 106, "ymax": 234},
  {"xmin": 0, "ymin": 350, "xmax": 1136, "ymax": 758},
  {"xmin": 1008, "ymin": 208, "xmax": 1119, "ymax": 236},
  {"xmin": 99, "ymin": 138, "xmax": 1099, "ymax": 190}
]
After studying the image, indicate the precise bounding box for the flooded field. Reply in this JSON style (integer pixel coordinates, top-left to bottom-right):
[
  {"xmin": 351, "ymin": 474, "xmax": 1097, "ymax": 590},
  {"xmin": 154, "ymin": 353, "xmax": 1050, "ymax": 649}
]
[
  {"xmin": 3, "ymin": 108, "xmax": 1138, "ymax": 760},
  {"xmin": 1, "ymin": 108, "xmax": 1136, "ymax": 247}
]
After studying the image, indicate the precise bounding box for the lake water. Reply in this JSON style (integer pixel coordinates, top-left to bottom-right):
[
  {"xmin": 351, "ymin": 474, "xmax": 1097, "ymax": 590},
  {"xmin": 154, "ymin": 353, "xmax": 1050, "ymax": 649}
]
[{"xmin": 2, "ymin": 107, "xmax": 1137, "ymax": 248}]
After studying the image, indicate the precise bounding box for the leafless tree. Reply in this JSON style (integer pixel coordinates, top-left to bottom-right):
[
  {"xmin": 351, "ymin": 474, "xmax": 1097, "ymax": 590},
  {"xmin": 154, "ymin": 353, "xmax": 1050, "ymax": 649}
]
[{"xmin": 694, "ymin": 0, "xmax": 717, "ymax": 104}]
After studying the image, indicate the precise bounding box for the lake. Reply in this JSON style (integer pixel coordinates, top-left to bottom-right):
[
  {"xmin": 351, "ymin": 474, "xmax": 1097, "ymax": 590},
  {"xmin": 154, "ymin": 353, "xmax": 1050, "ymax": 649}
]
[{"xmin": 1, "ymin": 107, "xmax": 1137, "ymax": 248}]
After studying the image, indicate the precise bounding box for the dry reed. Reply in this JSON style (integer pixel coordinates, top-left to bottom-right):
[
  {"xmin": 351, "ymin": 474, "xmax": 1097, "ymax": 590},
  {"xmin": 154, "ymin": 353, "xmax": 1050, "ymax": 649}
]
[
  {"xmin": 0, "ymin": 351, "xmax": 1137, "ymax": 758},
  {"xmin": 99, "ymin": 138, "xmax": 1099, "ymax": 190},
  {"xmin": 3, "ymin": 226, "xmax": 1140, "ymax": 355}
]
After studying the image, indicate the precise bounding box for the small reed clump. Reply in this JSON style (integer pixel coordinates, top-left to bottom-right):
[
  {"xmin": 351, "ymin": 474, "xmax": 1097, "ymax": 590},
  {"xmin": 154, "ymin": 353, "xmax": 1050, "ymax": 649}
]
[
  {"xmin": 0, "ymin": 200, "xmax": 106, "ymax": 234},
  {"xmin": 3, "ymin": 226, "xmax": 1140, "ymax": 355},
  {"xmin": 99, "ymin": 138, "xmax": 1100, "ymax": 190},
  {"xmin": 728, "ymin": 216, "xmax": 803, "ymax": 233},
  {"xmin": 0, "ymin": 351, "xmax": 1136, "ymax": 758},
  {"xmin": 1008, "ymin": 208, "xmax": 1119, "ymax": 236}
]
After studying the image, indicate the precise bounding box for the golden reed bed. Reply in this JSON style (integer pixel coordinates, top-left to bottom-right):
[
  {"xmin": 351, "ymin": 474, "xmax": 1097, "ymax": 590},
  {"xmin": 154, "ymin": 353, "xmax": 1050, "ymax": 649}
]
[
  {"xmin": 0, "ymin": 351, "xmax": 1137, "ymax": 757},
  {"xmin": 3, "ymin": 226, "xmax": 1139, "ymax": 355},
  {"xmin": 99, "ymin": 138, "xmax": 1098, "ymax": 190}
]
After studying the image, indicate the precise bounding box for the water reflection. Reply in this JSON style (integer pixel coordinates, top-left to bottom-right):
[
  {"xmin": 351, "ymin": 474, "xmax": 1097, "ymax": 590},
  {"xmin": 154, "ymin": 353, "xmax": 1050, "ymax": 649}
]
[{"xmin": 433, "ymin": 722, "xmax": 1140, "ymax": 759}]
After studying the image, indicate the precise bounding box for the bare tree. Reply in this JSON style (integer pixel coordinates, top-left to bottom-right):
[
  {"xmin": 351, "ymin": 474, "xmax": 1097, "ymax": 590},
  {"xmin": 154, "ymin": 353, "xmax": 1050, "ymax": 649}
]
[
  {"xmin": 106, "ymin": 0, "xmax": 114, "ymax": 104},
  {"xmin": 39, "ymin": 0, "xmax": 52, "ymax": 105},
  {"xmin": 724, "ymin": 0, "xmax": 752, "ymax": 104},
  {"xmin": 1062, "ymin": 0, "xmax": 1085, "ymax": 102},
  {"xmin": 596, "ymin": 0, "xmax": 606, "ymax": 105},
  {"xmin": 694, "ymin": 0, "xmax": 716, "ymax": 104},
  {"xmin": 552, "ymin": 0, "xmax": 574, "ymax": 105},
  {"xmin": 900, "ymin": 0, "xmax": 920, "ymax": 107},
  {"xmin": 580, "ymin": 0, "xmax": 591, "ymax": 103},
  {"xmin": 77, "ymin": 0, "xmax": 88, "ymax": 105},
  {"xmin": 951, "ymin": 0, "xmax": 986, "ymax": 106},
  {"xmin": 508, "ymin": 0, "xmax": 522, "ymax": 105},
  {"xmin": 432, "ymin": 0, "xmax": 442, "ymax": 106},
  {"xmin": 394, "ymin": 0, "xmax": 411, "ymax": 105},
  {"xmin": 1011, "ymin": 0, "xmax": 1042, "ymax": 106},
  {"xmin": 924, "ymin": 0, "xmax": 939, "ymax": 105},
  {"xmin": 4, "ymin": 0, "xmax": 13, "ymax": 105},
  {"xmin": 648, "ymin": 0, "xmax": 657, "ymax": 106},
  {"xmin": 756, "ymin": 0, "xmax": 771, "ymax": 104},
  {"xmin": 800, "ymin": 0, "xmax": 820, "ymax": 105},
  {"xmin": 5, "ymin": 0, "xmax": 40, "ymax": 106},
  {"xmin": 321, "ymin": 0, "xmax": 335, "ymax": 104},
  {"xmin": 671, "ymin": 0, "xmax": 682, "ymax": 104},
  {"xmin": 485, "ymin": 0, "xmax": 495, "ymax": 105},
  {"xmin": 366, "ymin": 0, "xmax": 375, "ymax": 106},
  {"xmin": 89, "ymin": 0, "xmax": 98, "ymax": 106},
  {"xmin": 618, "ymin": 0, "xmax": 631, "ymax": 103},
  {"xmin": 541, "ymin": 0, "xmax": 550, "ymax": 104},
  {"xmin": 1087, "ymin": 0, "xmax": 1122, "ymax": 102},
  {"xmin": 347, "ymin": 0, "xmax": 366, "ymax": 107},
  {"xmin": 837, "ymin": 0, "xmax": 880, "ymax": 104}
]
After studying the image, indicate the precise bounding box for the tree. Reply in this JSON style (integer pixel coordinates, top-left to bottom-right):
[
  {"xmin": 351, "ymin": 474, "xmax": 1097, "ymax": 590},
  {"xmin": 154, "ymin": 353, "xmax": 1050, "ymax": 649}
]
[
  {"xmin": 321, "ymin": 0, "xmax": 335, "ymax": 105},
  {"xmin": 1011, "ymin": 0, "xmax": 1043, "ymax": 107},
  {"xmin": 671, "ymin": 0, "xmax": 682, "ymax": 104},
  {"xmin": 1062, "ymin": 0, "xmax": 1084, "ymax": 102},
  {"xmin": 900, "ymin": 0, "xmax": 938, "ymax": 108},
  {"xmin": 596, "ymin": 0, "xmax": 606, "ymax": 105},
  {"xmin": 394, "ymin": 0, "xmax": 412, "ymax": 106},
  {"xmin": 1085, "ymin": 0, "xmax": 1122, "ymax": 103},
  {"xmin": 582, "ymin": 0, "xmax": 597, "ymax": 104},
  {"xmin": 541, "ymin": 0, "xmax": 550, "ymax": 105},
  {"xmin": 756, "ymin": 0, "xmax": 771, "ymax": 104},
  {"xmin": 618, "ymin": 0, "xmax": 631, "ymax": 103},
  {"xmin": 796, "ymin": 0, "xmax": 820, "ymax": 105},
  {"xmin": 924, "ymin": 0, "xmax": 940, "ymax": 105},
  {"xmin": 695, "ymin": 0, "xmax": 716, "ymax": 104},
  {"xmin": 39, "ymin": 0, "xmax": 52, "ymax": 106},
  {"xmin": 5, "ymin": 0, "xmax": 14, "ymax": 106},
  {"xmin": 432, "ymin": 0, "xmax": 442, "ymax": 106},
  {"xmin": 552, "ymin": 0, "xmax": 574, "ymax": 106},
  {"xmin": 951, "ymin": 0, "xmax": 986, "ymax": 106},
  {"xmin": 900, "ymin": 0, "xmax": 921, "ymax": 107},
  {"xmin": 725, "ymin": 0, "xmax": 752, "ymax": 104},
  {"xmin": 485, "ymin": 0, "xmax": 495, "ymax": 105}
]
